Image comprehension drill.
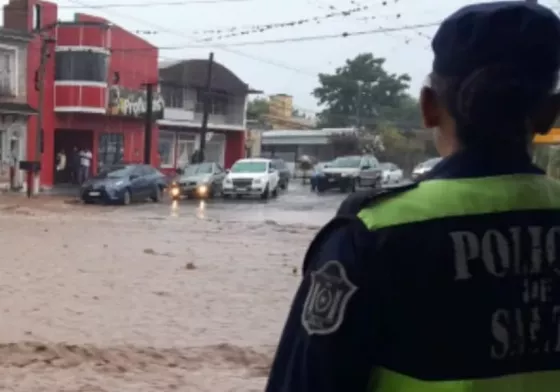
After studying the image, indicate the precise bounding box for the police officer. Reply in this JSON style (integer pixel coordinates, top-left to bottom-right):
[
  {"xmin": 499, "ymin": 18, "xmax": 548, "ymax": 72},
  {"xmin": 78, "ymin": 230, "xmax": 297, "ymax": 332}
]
[{"xmin": 266, "ymin": 2, "xmax": 560, "ymax": 391}]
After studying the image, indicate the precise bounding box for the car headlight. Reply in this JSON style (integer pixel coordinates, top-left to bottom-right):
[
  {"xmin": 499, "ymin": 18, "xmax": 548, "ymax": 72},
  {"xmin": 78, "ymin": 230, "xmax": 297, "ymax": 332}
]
[
  {"xmin": 197, "ymin": 185, "xmax": 208, "ymax": 195},
  {"xmin": 253, "ymin": 178, "xmax": 263, "ymax": 184}
]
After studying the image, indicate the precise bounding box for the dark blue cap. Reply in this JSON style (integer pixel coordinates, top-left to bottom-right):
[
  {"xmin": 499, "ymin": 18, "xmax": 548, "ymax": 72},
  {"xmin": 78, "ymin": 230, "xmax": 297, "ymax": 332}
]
[{"xmin": 432, "ymin": 1, "xmax": 560, "ymax": 82}]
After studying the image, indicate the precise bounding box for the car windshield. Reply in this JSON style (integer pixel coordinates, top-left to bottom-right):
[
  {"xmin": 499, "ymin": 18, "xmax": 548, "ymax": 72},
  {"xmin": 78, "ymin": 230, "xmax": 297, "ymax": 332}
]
[
  {"xmin": 329, "ymin": 156, "xmax": 361, "ymax": 168},
  {"xmin": 231, "ymin": 161, "xmax": 267, "ymax": 173},
  {"xmin": 95, "ymin": 166, "xmax": 132, "ymax": 179},
  {"xmin": 419, "ymin": 158, "xmax": 442, "ymax": 169},
  {"xmin": 183, "ymin": 163, "xmax": 213, "ymax": 176}
]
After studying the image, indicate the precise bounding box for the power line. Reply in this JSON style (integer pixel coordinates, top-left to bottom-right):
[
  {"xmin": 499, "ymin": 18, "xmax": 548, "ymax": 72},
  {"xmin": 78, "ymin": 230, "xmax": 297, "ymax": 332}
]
[
  {"xmin": 63, "ymin": 0, "xmax": 325, "ymax": 78},
  {"xmin": 108, "ymin": 21, "xmax": 441, "ymax": 51}
]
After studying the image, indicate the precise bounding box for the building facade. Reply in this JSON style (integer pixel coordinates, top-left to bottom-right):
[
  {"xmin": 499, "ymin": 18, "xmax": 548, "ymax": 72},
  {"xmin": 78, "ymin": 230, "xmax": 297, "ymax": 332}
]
[
  {"xmin": 264, "ymin": 93, "xmax": 315, "ymax": 130},
  {"xmin": 3, "ymin": 0, "xmax": 161, "ymax": 188},
  {"xmin": 157, "ymin": 59, "xmax": 258, "ymax": 173},
  {"xmin": 0, "ymin": 27, "xmax": 36, "ymax": 190}
]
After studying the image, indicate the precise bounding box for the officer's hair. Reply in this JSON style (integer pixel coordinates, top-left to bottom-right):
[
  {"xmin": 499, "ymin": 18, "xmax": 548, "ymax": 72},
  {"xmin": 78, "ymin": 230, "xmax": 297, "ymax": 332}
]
[{"xmin": 428, "ymin": 65, "xmax": 559, "ymax": 147}]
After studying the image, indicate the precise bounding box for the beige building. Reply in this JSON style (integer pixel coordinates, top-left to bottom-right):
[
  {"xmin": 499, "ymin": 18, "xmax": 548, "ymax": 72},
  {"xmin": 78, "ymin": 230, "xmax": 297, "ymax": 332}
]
[{"xmin": 264, "ymin": 94, "xmax": 315, "ymax": 130}]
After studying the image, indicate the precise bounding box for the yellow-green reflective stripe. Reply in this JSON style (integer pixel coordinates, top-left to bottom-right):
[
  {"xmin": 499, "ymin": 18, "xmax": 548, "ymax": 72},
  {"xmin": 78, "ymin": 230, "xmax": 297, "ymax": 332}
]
[
  {"xmin": 358, "ymin": 175, "xmax": 560, "ymax": 230},
  {"xmin": 371, "ymin": 368, "xmax": 560, "ymax": 392}
]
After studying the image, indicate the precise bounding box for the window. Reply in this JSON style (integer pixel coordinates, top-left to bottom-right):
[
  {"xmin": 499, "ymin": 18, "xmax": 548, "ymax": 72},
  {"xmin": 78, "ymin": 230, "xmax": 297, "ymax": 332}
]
[
  {"xmin": 231, "ymin": 161, "xmax": 267, "ymax": 173},
  {"xmin": 0, "ymin": 48, "xmax": 15, "ymax": 96},
  {"xmin": 158, "ymin": 132, "xmax": 175, "ymax": 167},
  {"xmin": 98, "ymin": 133, "xmax": 124, "ymax": 172},
  {"xmin": 161, "ymin": 85, "xmax": 184, "ymax": 109},
  {"xmin": 55, "ymin": 51, "xmax": 108, "ymax": 82}
]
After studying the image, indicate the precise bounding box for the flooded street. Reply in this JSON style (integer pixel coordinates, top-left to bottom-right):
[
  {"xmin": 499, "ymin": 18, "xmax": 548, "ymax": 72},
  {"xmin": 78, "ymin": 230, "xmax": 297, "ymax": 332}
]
[{"xmin": 0, "ymin": 184, "xmax": 344, "ymax": 391}]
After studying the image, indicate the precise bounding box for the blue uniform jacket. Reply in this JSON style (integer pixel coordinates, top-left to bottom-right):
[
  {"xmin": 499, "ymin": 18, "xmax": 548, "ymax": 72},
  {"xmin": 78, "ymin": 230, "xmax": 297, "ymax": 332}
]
[{"xmin": 264, "ymin": 148, "xmax": 545, "ymax": 392}]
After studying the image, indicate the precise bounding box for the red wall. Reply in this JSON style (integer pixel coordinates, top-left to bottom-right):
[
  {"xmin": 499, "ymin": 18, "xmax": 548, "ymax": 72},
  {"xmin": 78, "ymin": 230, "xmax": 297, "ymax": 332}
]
[
  {"xmin": 225, "ymin": 132, "xmax": 246, "ymax": 168},
  {"xmin": 3, "ymin": 1, "xmax": 160, "ymax": 187}
]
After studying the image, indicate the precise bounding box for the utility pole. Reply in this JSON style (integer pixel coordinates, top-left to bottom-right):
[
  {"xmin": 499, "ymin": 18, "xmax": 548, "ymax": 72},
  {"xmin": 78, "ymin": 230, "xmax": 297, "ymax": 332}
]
[
  {"xmin": 30, "ymin": 35, "xmax": 53, "ymax": 197},
  {"xmin": 355, "ymin": 81, "xmax": 363, "ymax": 130},
  {"xmin": 143, "ymin": 83, "xmax": 154, "ymax": 164},
  {"xmin": 198, "ymin": 52, "xmax": 214, "ymax": 163}
]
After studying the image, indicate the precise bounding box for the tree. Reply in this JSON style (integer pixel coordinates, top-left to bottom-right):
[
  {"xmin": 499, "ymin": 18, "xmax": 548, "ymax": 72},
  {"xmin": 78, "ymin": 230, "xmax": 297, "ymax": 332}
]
[
  {"xmin": 313, "ymin": 53, "xmax": 418, "ymax": 129},
  {"xmin": 246, "ymin": 97, "xmax": 269, "ymax": 121}
]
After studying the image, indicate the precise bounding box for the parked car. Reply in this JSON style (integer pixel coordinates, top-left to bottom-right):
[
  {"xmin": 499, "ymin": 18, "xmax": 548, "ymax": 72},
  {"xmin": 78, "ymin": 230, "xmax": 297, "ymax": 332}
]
[
  {"xmin": 316, "ymin": 155, "xmax": 382, "ymax": 193},
  {"xmin": 411, "ymin": 157, "xmax": 442, "ymax": 181},
  {"xmin": 81, "ymin": 164, "xmax": 167, "ymax": 205},
  {"xmin": 270, "ymin": 158, "xmax": 291, "ymax": 190},
  {"xmin": 380, "ymin": 162, "xmax": 404, "ymax": 184},
  {"xmin": 169, "ymin": 161, "xmax": 227, "ymax": 200},
  {"xmin": 222, "ymin": 158, "xmax": 280, "ymax": 200}
]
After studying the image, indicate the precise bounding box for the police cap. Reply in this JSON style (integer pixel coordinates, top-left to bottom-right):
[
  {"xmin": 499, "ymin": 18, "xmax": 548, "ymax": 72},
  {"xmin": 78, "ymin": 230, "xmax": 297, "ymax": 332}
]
[{"xmin": 432, "ymin": 1, "xmax": 560, "ymax": 82}]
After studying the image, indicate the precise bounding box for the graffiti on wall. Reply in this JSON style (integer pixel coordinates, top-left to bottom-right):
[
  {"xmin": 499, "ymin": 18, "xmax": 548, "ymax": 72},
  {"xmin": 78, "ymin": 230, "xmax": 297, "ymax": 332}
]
[{"xmin": 107, "ymin": 85, "xmax": 165, "ymax": 119}]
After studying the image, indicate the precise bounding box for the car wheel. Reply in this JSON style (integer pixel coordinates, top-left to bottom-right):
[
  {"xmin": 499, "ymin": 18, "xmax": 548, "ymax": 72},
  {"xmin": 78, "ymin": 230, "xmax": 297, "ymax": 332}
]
[
  {"xmin": 272, "ymin": 186, "xmax": 278, "ymax": 198},
  {"xmin": 280, "ymin": 180, "xmax": 287, "ymax": 190},
  {"xmin": 151, "ymin": 185, "xmax": 162, "ymax": 202},
  {"xmin": 260, "ymin": 185, "xmax": 270, "ymax": 200},
  {"xmin": 122, "ymin": 189, "xmax": 132, "ymax": 205},
  {"xmin": 351, "ymin": 178, "xmax": 357, "ymax": 192}
]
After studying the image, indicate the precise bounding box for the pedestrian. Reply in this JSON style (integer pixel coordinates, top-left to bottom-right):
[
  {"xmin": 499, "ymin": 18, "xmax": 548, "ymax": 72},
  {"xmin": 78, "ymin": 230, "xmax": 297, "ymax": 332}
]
[
  {"xmin": 266, "ymin": 2, "xmax": 560, "ymax": 391},
  {"xmin": 55, "ymin": 149, "xmax": 66, "ymax": 183},
  {"xmin": 70, "ymin": 146, "xmax": 80, "ymax": 184},
  {"xmin": 79, "ymin": 147, "xmax": 92, "ymax": 184}
]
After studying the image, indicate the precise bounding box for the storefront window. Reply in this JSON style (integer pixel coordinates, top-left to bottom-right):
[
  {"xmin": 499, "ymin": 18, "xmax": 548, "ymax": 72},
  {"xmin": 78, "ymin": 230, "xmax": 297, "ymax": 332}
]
[
  {"xmin": 98, "ymin": 133, "xmax": 124, "ymax": 172},
  {"xmin": 55, "ymin": 51, "xmax": 109, "ymax": 82},
  {"xmin": 177, "ymin": 134, "xmax": 195, "ymax": 168},
  {"xmin": 533, "ymin": 144, "xmax": 560, "ymax": 180},
  {"xmin": 159, "ymin": 132, "xmax": 175, "ymax": 167}
]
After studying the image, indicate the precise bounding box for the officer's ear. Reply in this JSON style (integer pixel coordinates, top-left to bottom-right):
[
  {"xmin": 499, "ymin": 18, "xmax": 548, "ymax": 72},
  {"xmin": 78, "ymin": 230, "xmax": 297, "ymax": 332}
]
[
  {"xmin": 420, "ymin": 86, "xmax": 442, "ymax": 129},
  {"xmin": 531, "ymin": 94, "xmax": 560, "ymax": 135}
]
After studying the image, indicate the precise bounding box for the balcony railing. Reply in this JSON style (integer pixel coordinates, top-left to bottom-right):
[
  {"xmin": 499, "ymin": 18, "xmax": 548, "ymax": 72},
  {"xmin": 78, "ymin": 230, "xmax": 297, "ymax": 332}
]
[{"xmin": 163, "ymin": 101, "xmax": 244, "ymax": 127}]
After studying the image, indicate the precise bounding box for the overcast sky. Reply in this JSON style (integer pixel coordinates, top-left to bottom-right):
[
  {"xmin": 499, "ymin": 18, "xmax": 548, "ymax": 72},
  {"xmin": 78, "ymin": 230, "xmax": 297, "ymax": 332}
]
[{"xmin": 2, "ymin": 0, "xmax": 559, "ymax": 117}]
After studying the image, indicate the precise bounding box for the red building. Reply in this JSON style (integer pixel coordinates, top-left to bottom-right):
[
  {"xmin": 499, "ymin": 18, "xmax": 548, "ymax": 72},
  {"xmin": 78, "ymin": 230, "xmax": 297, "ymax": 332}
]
[{"xmin": 3, "ymin": 0, "xmax": 161, "ymax": 188}]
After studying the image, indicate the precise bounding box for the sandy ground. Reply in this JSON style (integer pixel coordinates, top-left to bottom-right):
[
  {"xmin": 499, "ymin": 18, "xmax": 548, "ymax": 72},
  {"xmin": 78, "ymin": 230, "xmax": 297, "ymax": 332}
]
[{"xmin": 0, "ymin": 196, "xmax": 319, "ymax": 391}]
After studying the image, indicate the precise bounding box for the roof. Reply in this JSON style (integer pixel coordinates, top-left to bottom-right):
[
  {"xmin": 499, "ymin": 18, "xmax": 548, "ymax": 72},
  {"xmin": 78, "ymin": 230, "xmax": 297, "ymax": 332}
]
[
  {"xmin": 0, "ymin": 27, "xmax": 33, "ymax": 42},
  {"xmin": 262, "ymin": 127, "xmax": 356, "ymax": 138},
  {"xmin": 159, "ymin": 58, "xmax": 261, "ymax": 94},
  {"xmin": 0, "ymin": 102, "xmax": 37, "ymax": 115}
]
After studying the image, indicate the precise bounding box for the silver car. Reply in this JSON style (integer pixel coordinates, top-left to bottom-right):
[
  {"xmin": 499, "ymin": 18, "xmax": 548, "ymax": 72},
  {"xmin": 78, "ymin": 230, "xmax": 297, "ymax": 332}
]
[{"xmin": 173, "ymin": 162, "xmax": 227, "ymax": 199}]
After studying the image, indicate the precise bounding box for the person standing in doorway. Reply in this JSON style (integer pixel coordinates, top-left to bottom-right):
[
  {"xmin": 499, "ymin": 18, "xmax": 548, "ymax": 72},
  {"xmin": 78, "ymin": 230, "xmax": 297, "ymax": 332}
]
[
  {"xmin": 70, "ymin": 146, "xmax": 80, "ymax": 184},
  {"xmin": 79, "ymin": 147, "xmax": 92, "ymax": 184},
  {"xmin": 56, "ymin": 149, "xmax": 66, "ymax": 183}
]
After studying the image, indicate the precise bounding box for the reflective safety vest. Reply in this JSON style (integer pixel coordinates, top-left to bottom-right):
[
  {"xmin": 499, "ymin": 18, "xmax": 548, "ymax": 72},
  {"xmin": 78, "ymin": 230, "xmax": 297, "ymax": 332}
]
[{"xmin": 356, "ymin": 174, "xmax": 560, "ymax": 392}]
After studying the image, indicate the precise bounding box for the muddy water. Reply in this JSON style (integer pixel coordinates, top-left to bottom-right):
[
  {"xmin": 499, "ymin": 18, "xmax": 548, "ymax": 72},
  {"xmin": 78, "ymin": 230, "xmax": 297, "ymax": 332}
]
[{"xmin": 0, "ymin": 198, "xmax": 321, "ymax": 391}]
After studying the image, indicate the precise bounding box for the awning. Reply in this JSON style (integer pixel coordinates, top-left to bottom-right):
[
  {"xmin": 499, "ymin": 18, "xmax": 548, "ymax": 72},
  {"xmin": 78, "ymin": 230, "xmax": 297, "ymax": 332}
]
[{"xmin": 0, "ymin": 102, "xmax": 37, "ymax": 116}]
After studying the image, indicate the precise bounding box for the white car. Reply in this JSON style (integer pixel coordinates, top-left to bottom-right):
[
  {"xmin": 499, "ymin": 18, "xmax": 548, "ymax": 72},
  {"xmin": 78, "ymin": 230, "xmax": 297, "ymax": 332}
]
[
  {"xmin": 222, "ymin": 158, "xmax": 280, "ymax": 199},
  {"xmin": 411, "ymin": 157, "xmax": 442, "ymax": 181},
  {"xmin": 380, "ymin": 162, "xmax": 403, "ymax": 184}
]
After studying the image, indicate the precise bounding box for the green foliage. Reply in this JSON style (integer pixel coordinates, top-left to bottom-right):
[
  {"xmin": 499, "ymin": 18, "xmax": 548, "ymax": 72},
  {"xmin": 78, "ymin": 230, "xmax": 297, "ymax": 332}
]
[
  {"xmin": 246, "ymin": 97, "xmax": 269, "ymax": 121},
  {"xmin": 313, "ymin": 53, "xmax": 420, "ymax": 129}
]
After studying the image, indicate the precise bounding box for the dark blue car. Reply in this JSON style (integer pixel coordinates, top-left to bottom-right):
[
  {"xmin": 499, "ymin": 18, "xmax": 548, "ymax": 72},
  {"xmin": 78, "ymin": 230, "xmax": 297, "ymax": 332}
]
[{"xmin": 80, "ymin": 164, "xmax": 168, "ymax": 205}]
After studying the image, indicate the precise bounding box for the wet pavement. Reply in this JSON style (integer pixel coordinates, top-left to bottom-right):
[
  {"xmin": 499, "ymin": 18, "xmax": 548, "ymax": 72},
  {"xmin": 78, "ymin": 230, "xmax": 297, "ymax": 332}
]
[
  {"xmin": 134, "ymin": 182, "xmax": 346, "ymax": 226},
  {"xmin": 0, "ymin": 182, "xmax": 347, "ymax": 391}
]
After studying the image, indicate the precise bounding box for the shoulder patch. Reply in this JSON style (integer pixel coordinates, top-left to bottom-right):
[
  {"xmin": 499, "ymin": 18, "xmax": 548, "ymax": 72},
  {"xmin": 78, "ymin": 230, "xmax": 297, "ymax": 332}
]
[
  {"xmin": 301, "ymin": 260, "xmax": 358, "ymax": 335},
  {"xmin": 336, "ymin": 182, "xmax": 418, "ymax": 216}
]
